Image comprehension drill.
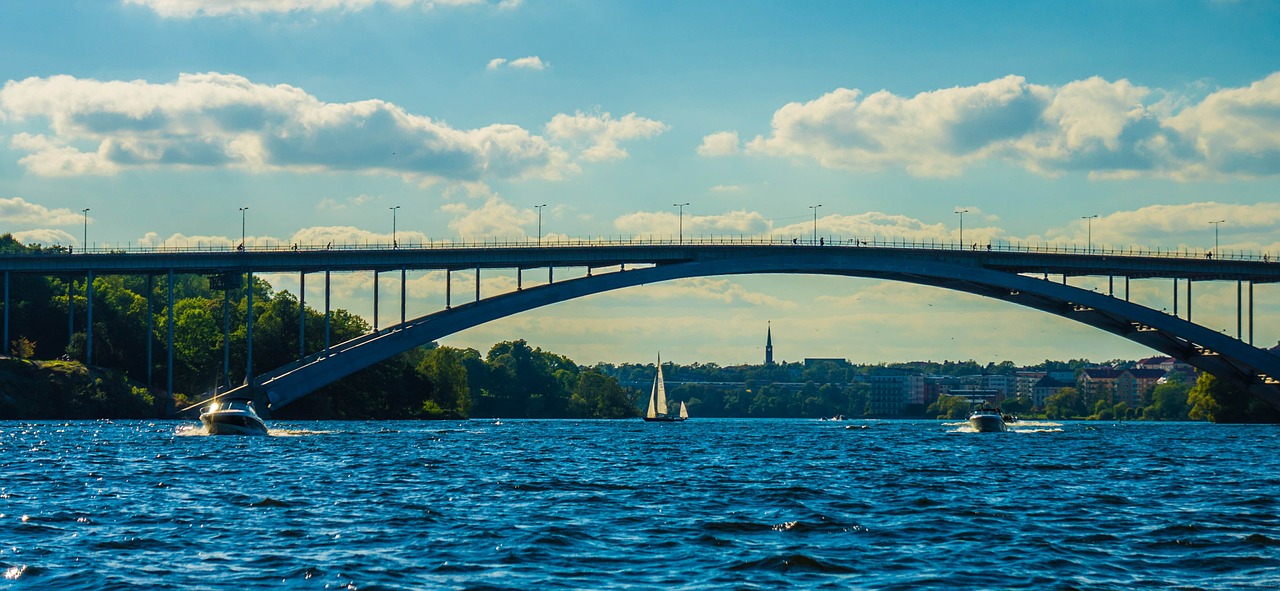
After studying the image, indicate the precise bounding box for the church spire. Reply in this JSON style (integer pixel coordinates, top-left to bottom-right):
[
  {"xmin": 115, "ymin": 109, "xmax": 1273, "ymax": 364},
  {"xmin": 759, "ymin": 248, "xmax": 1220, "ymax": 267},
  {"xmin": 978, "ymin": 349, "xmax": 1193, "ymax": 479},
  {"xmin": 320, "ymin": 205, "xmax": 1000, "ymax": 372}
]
[{"xmin": 765, "ymin": 321, "xmax": 774, "ymax": 365}]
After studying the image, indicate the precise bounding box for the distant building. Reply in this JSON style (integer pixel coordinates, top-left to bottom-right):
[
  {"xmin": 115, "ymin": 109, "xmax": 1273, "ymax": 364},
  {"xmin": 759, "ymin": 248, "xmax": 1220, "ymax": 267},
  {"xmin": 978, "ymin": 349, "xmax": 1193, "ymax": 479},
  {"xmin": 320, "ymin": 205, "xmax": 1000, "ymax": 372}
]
[
  {"xmin": 981, "ymin": 374, "xmax": 1014, "ymax": 398},
  {"xmin": 1079, "ymin": 368, "xmax": 1123, "ymax": 401},
  {"xmin": 1031, "ymin": 375, "xmax": 1074, "ymax": 407},
  {"xmin": 1116, "ymin": 368, "xmax": 1167, "ymax": 406},
  {"xmin": 1015, "ymin": 371, "xmax": 1046, "ymax": 399},
  {"xmin": 867, "ymin": 369, "xmax": 924, "ymax": 415}
]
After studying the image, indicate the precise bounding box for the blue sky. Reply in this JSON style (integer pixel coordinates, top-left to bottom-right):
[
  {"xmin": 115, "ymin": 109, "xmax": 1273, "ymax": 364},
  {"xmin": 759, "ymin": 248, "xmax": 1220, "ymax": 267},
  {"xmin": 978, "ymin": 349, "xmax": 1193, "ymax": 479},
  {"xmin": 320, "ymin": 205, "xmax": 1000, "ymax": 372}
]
[{"xmin": 3, "ymin": 0, "xmax": 1280, "ymax": 365}]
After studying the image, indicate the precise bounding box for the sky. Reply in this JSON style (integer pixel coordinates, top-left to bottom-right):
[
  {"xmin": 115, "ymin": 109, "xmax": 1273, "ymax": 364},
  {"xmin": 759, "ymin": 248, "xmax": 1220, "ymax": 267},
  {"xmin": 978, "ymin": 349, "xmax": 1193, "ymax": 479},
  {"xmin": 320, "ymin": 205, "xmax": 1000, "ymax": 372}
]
[{"xmin": 3, "ymin": 0, "xmax": 1280, "ymax": 367}]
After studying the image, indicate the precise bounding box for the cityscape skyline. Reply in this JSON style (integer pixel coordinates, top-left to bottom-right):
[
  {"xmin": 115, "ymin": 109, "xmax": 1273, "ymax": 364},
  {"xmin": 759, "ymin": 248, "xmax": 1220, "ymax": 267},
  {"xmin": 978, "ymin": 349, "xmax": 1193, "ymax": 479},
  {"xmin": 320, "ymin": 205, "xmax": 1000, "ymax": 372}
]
[{"xmin": 3, "ymin": 1, "xmax": 1280, "ymax": 365}]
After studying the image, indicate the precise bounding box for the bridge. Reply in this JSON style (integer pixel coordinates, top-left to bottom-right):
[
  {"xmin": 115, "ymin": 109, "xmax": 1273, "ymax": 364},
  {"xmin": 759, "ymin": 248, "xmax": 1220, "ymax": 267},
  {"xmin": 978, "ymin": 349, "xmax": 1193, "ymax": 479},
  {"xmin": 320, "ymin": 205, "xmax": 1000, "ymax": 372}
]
[{"xmin": 4, "ymin": 237, "xmax": 1280, "ymax": 415}]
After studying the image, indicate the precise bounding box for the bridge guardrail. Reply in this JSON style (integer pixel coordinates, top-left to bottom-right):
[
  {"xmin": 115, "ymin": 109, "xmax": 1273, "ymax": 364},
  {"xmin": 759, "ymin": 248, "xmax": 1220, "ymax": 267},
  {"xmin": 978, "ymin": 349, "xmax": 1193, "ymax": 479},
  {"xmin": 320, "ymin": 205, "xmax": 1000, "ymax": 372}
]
[{"xmin": 9, "ymin": 235, "xmax": 1277, "ymax": 263}]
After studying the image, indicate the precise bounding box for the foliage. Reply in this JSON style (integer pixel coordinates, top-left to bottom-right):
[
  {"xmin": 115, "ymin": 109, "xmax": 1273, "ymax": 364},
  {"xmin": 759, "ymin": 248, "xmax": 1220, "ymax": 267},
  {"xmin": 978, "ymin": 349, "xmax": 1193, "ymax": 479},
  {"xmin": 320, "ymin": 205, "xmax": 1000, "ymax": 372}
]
[
  {"xmin": 1044, "ymin": 387, "xmax": 1085, "ymax": 419},
  {"xmin": 1188, "ymin": 373, "xmax": 1280, "ymax": 423}
]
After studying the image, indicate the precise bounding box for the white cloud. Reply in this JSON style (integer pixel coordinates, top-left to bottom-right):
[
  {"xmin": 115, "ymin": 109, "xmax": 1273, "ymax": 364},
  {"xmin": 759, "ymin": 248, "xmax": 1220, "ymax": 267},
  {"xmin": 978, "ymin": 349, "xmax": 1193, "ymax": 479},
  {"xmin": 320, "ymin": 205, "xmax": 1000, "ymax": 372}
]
[
  {"xmin": 11, "ymin": 228, "xmax": 76, "ymax": 246},
  {"xmin": 0, "ymin": 197, "xmax": 86, "ymax": 226},
  {"xmin": 488, "ymin": 56, "xmax": 548, "ymax": 71},
  {"xmin": 317, "ymin": 194, "xmax": 376, "ymax": 211},
  {"xmin": 744, "ymin": 72, "xmax": 1280, "ymax": 179},
  {"xmin": 697, "ymin": 131, "xmax": 740, "ymax": 156},
  {"xmin": 545, "ymin": 110, "xmax": 669, "ymax": 162},
  {"xmin": 613, "ymin": 210, "xmax": 770, "ymax": 238},
  {"xmin": 122, "ymin": 0, "xmax": 516, "ymax": 18},
  {"xmin": 0, "ymin": 73, "xmax": 587, "ymax": 183},
  {"xmin": 441, "ymin": 197, "xmax": 535, "ymax": 239},
  {"xmin": 709, "ymin": 184, "xmax": 746, "ymax": 193}
]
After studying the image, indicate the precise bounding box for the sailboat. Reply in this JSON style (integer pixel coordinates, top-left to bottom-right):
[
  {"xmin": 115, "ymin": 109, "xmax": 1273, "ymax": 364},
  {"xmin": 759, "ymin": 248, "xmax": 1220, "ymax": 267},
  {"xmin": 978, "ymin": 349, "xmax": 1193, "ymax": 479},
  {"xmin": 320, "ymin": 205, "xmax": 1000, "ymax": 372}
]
[{"xmin": 644, "ymin": 354, "xmax": 687, "ymax": 422}]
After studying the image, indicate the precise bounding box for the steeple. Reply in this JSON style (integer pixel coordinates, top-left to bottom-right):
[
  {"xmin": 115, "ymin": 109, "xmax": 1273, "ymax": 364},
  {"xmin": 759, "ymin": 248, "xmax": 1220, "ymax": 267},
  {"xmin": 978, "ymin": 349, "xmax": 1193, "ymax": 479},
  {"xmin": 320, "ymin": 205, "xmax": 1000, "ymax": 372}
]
[{"xmin": 765, "ymin": 321, "xmax": 774, "ymax": 365}]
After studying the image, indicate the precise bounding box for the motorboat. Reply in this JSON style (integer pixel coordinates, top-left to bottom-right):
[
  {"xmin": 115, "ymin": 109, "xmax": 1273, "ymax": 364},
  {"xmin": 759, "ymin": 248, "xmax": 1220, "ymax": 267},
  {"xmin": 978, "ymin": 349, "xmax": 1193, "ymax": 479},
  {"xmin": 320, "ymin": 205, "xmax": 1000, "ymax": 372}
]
[
  {"xmin": 967, "ymin": 406, "xmax": 1007, "ymax": 433},
  {"xmin": 199, "ymin": 398, "xmax": 269, "ymax": 435}
]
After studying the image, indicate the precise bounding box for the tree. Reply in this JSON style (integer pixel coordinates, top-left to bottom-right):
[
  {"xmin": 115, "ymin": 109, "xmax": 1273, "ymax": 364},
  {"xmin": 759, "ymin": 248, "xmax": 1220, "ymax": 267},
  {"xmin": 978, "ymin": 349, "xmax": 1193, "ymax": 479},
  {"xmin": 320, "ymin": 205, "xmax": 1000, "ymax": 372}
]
[
  {"xmin": 1142, "ymin": 381, "xmax": 1190, "ymax": 420},
  {"xmin": 1044, "ymin": 387, "xmax": 1084, "ymax": 419},
  {"xmin": 568, "ymin": 370, "xmax": 637, "ymax": 418},
  {"xmin": 927, "ymin": 394, "xmax": 970, "ymax": 419}
]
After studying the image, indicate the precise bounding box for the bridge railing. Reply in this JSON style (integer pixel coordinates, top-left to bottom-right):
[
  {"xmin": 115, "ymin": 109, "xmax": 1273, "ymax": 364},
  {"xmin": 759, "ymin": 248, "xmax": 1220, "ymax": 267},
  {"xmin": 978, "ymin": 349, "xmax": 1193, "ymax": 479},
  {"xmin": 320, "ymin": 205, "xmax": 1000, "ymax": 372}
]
[{"xmin": 14, "ymin": 235, "xmax": 1277, "ymax": 263}]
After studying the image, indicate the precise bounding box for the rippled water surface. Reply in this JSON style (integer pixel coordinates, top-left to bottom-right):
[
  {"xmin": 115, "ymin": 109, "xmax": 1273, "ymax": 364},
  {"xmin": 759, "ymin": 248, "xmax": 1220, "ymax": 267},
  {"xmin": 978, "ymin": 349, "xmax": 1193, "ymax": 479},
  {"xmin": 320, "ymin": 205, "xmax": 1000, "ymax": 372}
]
[{"xmin": 3, "ymin": 419, "xmax": 1280, "ymax": 589}]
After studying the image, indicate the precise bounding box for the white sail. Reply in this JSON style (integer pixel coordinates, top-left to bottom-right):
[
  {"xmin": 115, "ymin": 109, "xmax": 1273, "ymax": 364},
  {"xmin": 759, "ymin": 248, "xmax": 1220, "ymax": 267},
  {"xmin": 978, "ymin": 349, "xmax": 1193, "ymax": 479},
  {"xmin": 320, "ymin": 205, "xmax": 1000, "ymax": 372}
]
[
  {"xmin": 655, "ymin": 358, "xmax": 668, "ymax": 416},
  {"xmin": 646, "ymin": 375, "xmax": 658, "ymax": 419},
  {"xmin": 679, "ymin": 401, "xmax": 689, "ymax": 419}
]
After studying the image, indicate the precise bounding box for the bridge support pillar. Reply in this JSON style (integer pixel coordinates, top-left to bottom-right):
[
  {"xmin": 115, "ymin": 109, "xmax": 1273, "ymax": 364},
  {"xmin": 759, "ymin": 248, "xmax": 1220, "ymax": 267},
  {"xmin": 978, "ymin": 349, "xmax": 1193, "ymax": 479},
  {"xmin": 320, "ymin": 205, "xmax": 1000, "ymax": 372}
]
[
  {"xmin": 517, "ymin": 267, "xmax": 522, "ymax": 291},
  {"xmin": 1173, "ymin": 278, "xmax": 1178, "ymax": 317},
  {"xmin": 1238, "ymin": 280, "xmax": 1243, "ymax": 340},
  {"xmin": 223, "ymin": 285, "xmax": 230, "ymax": 389},
  {"xmin": 400, "ymin": 267, "xmax": 406, "ymax": 325},
  {"xmin": 299, "ymin": 272, "xmax": 306, "ymax": 358},
  {"xmin": 1187, "ymin": 278, "xmax": 1192, "ymax": 322},
  {"xmin": 549, "ymin": 266, "xmax": 554, "ymax": 284},
  {"xmin": 475, "ymin": 266, "xmax": 480, "ymax": 302},
  {"xmin": 167, "ymin": 269, "xmax": 174, "ymax": 416},
  {"xmin": 1125, "ymin": 276, "xmax": 1130, "ymax": 302},
  {"xmin": 1250, "ymin": 281, "xmax": 1255, "ymax": 345},
  {"xmin": 86, "ymin": 270, "xmax": 93, "ymax": 365},
  {"xmin": 446, "ymin": 269, "xmax": 451, "ymax": 309},
  {"xmin": 1108, "ymin": 275, "xmax": 1113, "ymax": 297},
  {"xmin": 67, "ymin": 280, "xmax": 73, "ymax": 352},
  {"xmin": 373, "ymin": 270, "xmax": 379, "ymax": 331},
  {"xmin": 3, "ymin": 271, "xmax": 7, "ymax": 355},
  {"xmin": 324, "ymin": 270, "xmax": 331, "ymax": 351},
  {"xmin": 146, "ymin": 275, "xmax": 153, "ymax": 390},
  {"xmin": 246, "ymin": 270, "xmax": 254, "ymax": 381}
]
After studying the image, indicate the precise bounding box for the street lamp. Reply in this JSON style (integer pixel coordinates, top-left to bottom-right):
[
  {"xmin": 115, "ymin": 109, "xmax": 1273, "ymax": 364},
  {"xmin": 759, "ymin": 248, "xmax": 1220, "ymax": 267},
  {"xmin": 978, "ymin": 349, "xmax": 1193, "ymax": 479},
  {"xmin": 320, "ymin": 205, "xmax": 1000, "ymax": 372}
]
[
  {"xmin": 535, "ymin": 204, "xmax": 547, "ymax": 243},
  {"xmin": 1209, "ymin": 219, "xmax": 1226, "ymax": 254},
  {"xmin": 674, "ymin": 202, "xmax": 690, "ymax": 243},
  {"xmin": 1082, "ymin": 214, "xmax": 1098, "ymax": 251},
  {"xmin": 390, "ymin": 205, "xmax": 400, "ymax": 247},
  {"xmin": 82, "ymin": 208, "xmax": 89, "ymax": 250},
  {"xmin": 238, "ymin": 206, "xmax": 249, "ymax": 251},
  {"xmin": 809, "ymin": 204, "xmax": 822, "ymax": 243},
  {"xmin": 955, "ymin": 208, "xmax": 969, "ymax": 247}
]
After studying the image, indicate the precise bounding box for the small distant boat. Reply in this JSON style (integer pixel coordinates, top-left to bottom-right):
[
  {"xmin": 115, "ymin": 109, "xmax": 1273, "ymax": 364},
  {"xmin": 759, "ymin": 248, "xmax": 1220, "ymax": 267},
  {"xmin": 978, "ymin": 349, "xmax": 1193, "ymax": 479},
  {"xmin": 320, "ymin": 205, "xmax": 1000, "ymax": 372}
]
[
  {"xmin": 643, "ymin": 354, "xmax": 687, "ymax": 422},
  {"xmin": 200, "ymin": 398, "xmax": 268, "ymax": 436},
  {"xmin": 968, "ymin": 405, "xmax": 1007, "ymax": 433}
]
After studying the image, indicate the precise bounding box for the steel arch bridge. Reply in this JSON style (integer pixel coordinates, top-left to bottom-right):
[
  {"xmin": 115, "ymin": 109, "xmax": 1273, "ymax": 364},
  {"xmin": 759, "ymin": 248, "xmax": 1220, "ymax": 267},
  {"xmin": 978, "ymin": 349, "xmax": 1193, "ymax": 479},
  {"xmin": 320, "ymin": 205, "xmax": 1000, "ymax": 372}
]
[{"xmin": 188, "ymin": 244, "xmax": 1280, "ymax": 415}]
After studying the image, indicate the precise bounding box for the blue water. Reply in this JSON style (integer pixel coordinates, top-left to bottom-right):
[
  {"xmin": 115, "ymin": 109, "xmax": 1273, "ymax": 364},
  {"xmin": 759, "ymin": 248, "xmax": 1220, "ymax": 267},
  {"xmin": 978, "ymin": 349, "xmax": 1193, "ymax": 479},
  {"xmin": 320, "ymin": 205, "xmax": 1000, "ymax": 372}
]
[{"xmin": 2, "ymin": 419, "xmax": 1279, "ymax": 590}]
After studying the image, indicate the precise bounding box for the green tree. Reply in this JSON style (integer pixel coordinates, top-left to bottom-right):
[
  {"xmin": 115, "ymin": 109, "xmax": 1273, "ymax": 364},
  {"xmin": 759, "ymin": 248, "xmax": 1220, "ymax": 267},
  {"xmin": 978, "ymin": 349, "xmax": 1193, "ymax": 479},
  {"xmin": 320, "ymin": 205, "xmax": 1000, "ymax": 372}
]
[
  {"xmin": 927, "ymin": 394, "xmax": 970, "ymax": 419},
  {"xmin": 1142, "ymin": 381, "xmax": 1190, "ymax": 420},
  {"xmin": 568, "ymin": 370, "xmax": 637, "ymax": 418},
  {"xmin": 1044, "ymin": 387, "xmax": 1085, "ymax": 419}
]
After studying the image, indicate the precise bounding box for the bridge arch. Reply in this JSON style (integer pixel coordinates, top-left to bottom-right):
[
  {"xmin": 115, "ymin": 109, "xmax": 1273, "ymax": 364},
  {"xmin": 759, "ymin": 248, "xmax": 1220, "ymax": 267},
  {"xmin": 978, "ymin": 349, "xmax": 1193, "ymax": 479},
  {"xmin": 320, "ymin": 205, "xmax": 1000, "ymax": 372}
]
[{"xmin": 246, "ymin": 251, "xmax": 1280, "ymax": 413}]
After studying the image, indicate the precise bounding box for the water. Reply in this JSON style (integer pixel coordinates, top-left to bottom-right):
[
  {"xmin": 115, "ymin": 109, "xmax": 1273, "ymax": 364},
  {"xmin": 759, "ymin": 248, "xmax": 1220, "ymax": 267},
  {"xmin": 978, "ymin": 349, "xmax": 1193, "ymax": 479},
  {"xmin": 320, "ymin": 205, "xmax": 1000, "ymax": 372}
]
[{"xmin": 2, "ymin": 419, "xmax": 1279, "ymax": 590}]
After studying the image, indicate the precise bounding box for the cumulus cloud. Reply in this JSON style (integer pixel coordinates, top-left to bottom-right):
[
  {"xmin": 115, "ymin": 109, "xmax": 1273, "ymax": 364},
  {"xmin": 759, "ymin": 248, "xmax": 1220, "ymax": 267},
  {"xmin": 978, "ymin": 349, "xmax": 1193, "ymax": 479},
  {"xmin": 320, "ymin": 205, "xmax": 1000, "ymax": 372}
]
[
  {"xmin": 546, "ymin": 110, "xmax": 670, "ymax": 162},
  {"xmin": 0, "ymin": 73, "xmax": 670, "ymax": 182},
  {"xmin": 441, "ymin": 197, "xmax": 536, "ymax": 239},
  {"xmin": 12, "ymin": 228, "xmax": 76, "ymax": 246},
  {"xmin": 697, "ymin": 131, "xmax": 740, "ymax": 156},
  {"xmin": 614, "ymin": 210, "xmax": 770, "ymax": 238},
  {"xmin": 743, "ymin": 72, "xmax": 1280, "ymax": 179},
  {"xmin": 123, "ymin": 0, "xmax": 518, "ymax": 18},
  {"xmin": 0, "ymin": 196, "xmax": 86, "ymax": 226},
  {"xmin": 487, "ymin": 56, "xmax": 548, "ymax": 71},
  {"xmin": 1038, "ymin": 201, "xmax": 1280, "ymax": 252}
]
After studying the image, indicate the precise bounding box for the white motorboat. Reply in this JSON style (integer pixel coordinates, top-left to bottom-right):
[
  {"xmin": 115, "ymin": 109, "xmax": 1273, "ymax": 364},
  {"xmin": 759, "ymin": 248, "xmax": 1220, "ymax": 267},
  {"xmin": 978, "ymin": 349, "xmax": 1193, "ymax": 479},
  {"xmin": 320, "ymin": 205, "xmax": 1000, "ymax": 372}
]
[
  {"xmin": 967, "ymin": 406, "xmax": 1007, "ymax": 433},
  {"xmin": 199, "ymin": 399, "xmax": 269, "ymax": 435}
]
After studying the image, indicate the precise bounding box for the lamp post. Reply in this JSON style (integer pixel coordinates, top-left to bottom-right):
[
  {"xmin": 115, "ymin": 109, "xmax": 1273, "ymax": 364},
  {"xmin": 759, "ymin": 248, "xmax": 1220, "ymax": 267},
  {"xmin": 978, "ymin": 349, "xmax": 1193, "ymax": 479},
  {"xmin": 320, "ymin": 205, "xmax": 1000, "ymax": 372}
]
[
  {"xmin": 1082, "ymin": 214, "xmax": 1098, "ymax": 251},
  {"xmin": 535, "ymin": 204, "xmax": 547, "ymax": 243},
  {"xmin": 674, "ymin": 202, "xmax": 690, "ymax": 243},
  {"xmin": 1209, "ymin": 219, "xmax": 1226, "ymax": 254},
  {"xmin": 809, "ymin": 204, "xmax": 822, "ymax": 243},
  {"xmin": 239, "ymin": 206, "xmax": 249, "ymax": 250},
  {"xmin": 390, "ymin": 205, "xmax": 400, "ymax": 247},
  {"xmin": 955, "ymin": 208, "xmax": 969, "ymax": 247},
  {"xmin": 82, "ymin": 208, "xmax": 89, "ymax": 250}
]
